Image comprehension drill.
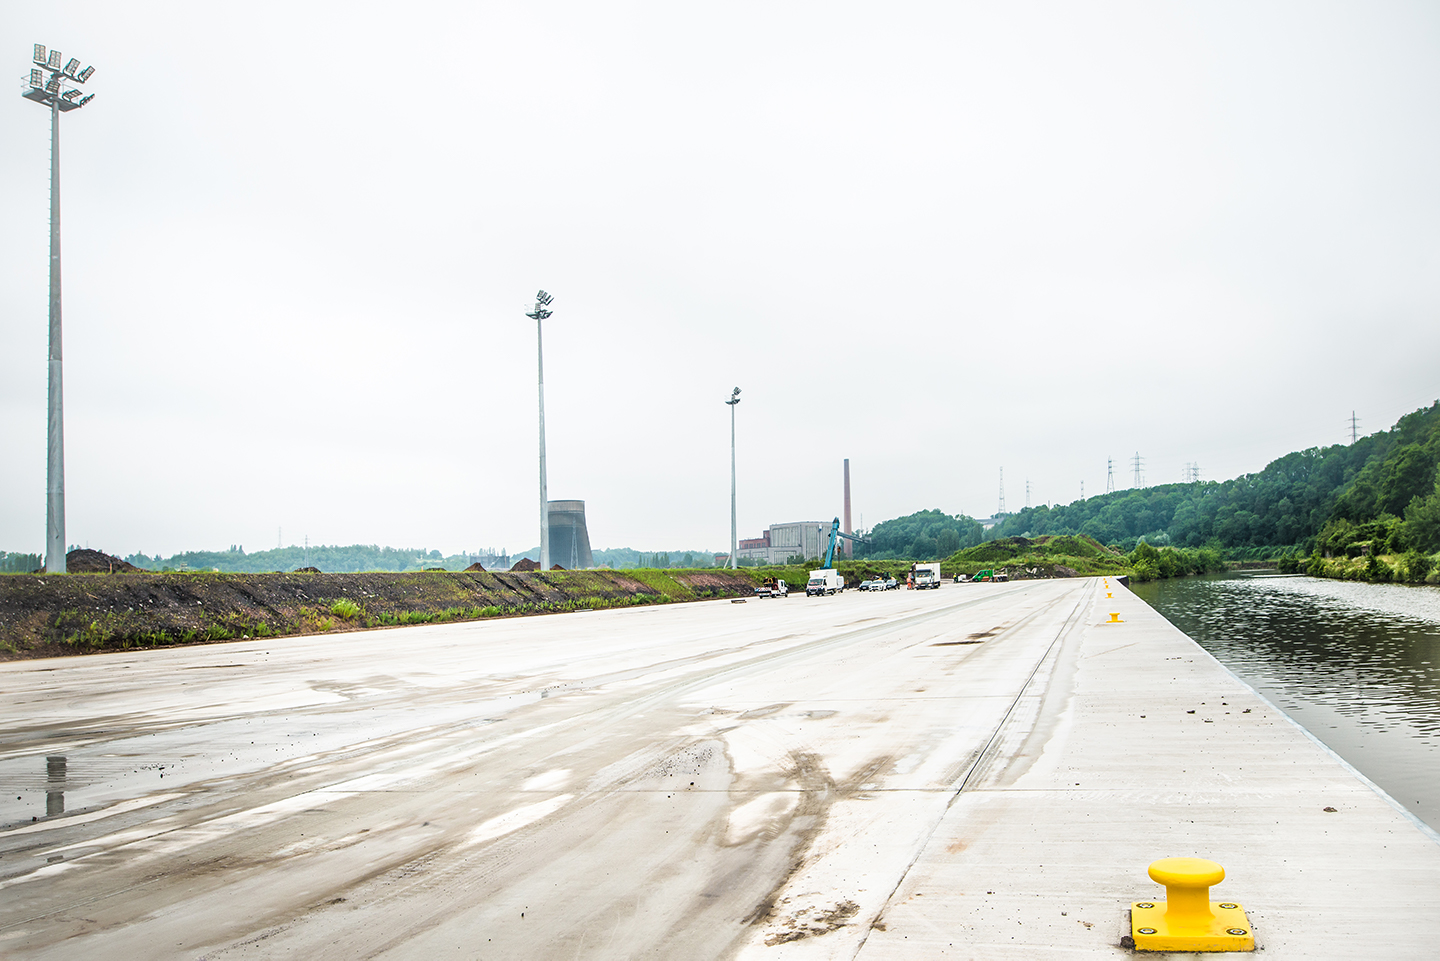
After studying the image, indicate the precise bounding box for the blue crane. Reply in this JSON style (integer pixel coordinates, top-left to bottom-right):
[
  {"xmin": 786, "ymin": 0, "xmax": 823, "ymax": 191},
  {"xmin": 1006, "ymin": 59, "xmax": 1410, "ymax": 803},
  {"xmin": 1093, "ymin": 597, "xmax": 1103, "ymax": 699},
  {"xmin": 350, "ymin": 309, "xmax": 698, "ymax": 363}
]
[{"xmin": 819, "ymin": 517, "xmax": 865, "ymax": 569}]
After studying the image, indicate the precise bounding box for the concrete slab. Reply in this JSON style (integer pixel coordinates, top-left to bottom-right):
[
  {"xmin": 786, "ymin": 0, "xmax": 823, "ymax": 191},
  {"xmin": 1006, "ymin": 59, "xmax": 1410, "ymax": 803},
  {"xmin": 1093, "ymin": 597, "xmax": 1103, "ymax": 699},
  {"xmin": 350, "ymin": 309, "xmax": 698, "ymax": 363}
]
[
  {"xmin": 0, "ymin": 578, "xmax": 1435, "ymax": 958},
  {"xmin": 859, "ymin": 580, "xmax": 1440, "ymax": 959}
]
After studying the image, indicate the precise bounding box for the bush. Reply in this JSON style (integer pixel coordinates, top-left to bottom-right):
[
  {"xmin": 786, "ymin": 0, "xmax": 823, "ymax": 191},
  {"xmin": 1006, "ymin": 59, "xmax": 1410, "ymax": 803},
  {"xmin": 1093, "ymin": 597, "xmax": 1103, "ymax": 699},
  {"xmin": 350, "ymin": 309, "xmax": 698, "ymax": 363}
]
[
  {"xmin": 330, "ymin": 598, "xmax": 362, "ymax": 620},
  {"xmin": 1402, "ymin": 550, "xmax": 1434, "ymax": 583}
]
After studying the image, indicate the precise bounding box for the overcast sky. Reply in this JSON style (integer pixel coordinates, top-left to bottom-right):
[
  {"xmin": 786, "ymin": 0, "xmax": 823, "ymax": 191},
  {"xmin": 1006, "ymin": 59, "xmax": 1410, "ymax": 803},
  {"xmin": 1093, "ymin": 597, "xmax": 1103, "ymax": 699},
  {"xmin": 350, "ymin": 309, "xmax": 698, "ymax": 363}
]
[{"xmin": 4, "ymin": 1, "xmax": 1440, "ymax": 559}]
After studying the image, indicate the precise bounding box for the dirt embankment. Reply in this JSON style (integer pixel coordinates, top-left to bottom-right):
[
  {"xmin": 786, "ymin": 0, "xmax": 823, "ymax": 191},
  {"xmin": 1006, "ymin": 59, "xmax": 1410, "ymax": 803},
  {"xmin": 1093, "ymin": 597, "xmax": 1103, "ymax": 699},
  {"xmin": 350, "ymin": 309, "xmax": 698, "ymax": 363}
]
[{"xmin": 0, "ymin": 568, "xmax": 761, "ymax": 660}]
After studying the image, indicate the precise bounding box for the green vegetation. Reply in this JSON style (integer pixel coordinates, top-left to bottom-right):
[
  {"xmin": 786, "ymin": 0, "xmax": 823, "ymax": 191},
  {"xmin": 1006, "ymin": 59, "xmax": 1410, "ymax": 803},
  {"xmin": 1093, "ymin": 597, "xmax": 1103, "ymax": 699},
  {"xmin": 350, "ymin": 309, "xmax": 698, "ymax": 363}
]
[
  {"xmin": 0, "ymin": 568, "xmax": 757, "ymax": 657},
  {"xmin": 970, "ymin": 401, "xmax": 1440, "ymax": 584},
  {"xmin": 945, "ymin": 535, "xmax": 1133, "ymax": 578},
  {"xmin": 1, "ymin": 552, "xmax": 41, "ymax": 574},
  {"xmin": 115, "ymin": 544, "xmax": 725, "ymax": 573},
  {"xmin": 1125, "ymin": 542, "xmax": 1227, "ymax": 582},
  {"xmin": 853, "ymin": 510, "xmax": 984, "ymax": 560},
  {"xmin": 330, "ymin": 598, "xmax": 362, "ymax": 620}
]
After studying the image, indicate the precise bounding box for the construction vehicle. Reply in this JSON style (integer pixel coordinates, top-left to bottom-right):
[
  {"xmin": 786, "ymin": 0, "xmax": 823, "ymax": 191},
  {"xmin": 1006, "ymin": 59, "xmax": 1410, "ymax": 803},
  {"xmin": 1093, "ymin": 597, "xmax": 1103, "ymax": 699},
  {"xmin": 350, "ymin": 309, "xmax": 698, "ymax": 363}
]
[
  {"xmin": 755, "ymin": 577, "xmax": 789, "ymax": 598},
  {"xmin": 806, "ymin": 518, "xmax": 865, "ymax": 598},
  {"xmin": 908, "ymin": 562, "xmax": 942, "ymax": 590}
]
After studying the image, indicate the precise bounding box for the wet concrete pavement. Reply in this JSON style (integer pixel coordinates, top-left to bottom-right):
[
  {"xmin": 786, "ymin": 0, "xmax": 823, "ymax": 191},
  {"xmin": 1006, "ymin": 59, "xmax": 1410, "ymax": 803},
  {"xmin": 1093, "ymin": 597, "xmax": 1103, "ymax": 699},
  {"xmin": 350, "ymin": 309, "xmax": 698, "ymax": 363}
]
[{"xmin": 2, "ymin": 578, "xmax": 1437, "ymax": 958}]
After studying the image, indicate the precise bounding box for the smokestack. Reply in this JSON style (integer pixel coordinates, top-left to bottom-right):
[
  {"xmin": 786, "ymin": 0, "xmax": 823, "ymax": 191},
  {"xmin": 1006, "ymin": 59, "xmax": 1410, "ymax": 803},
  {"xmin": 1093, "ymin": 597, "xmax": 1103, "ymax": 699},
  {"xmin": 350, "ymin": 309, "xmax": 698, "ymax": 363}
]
[{"xmin": 843, "ymin": 458, "xmax": 853, "ymax": 558}]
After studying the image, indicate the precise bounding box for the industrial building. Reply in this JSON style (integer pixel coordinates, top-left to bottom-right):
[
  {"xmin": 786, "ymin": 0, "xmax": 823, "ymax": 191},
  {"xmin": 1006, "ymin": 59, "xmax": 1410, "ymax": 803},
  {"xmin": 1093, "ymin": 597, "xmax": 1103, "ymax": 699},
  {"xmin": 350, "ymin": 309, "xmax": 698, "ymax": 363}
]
[{"xmin": 735, "ymin": 521, "xmax": 828, "ymax": 565}]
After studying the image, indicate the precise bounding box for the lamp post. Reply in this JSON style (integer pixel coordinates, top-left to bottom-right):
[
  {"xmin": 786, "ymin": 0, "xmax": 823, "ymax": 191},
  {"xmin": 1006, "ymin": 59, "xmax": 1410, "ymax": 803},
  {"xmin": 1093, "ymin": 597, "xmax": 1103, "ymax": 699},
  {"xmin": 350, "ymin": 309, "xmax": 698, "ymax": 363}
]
[
  {"xmin": 22, "ymin": 44, "xmax": 96, "ymax": 574},
  {"xmin": 726, "ymin": 387, "xmax": 741, "ymax": 568},
  {"xmin": 527, "ymin": 291, "xmax": 554, "ymax": 570}
]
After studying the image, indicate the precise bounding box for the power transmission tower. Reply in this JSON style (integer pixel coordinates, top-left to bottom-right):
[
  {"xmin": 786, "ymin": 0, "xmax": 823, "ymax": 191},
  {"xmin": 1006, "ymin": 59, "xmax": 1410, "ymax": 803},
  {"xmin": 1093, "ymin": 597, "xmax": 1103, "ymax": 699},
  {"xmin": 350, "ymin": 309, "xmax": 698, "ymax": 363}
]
[
  {"xmin": 1025, "ymin": 478, "xmax": 1031, "ymax": 509},
  {"xmin": 1349, "ymin": 411, "xmax": 1360, "ymax": 445},
  {"xmin": 997, "ymin": 467, "xmax": 1007, "ymax": 515},
  {"xmin": 1080, "ymin": 480, "xmax": 1084, "ymax": 501},
  {"xmin": 1106, "ymin": 457, "xmax": 1115, "ymax": 493},
  {"xmin": 1131, "ymin": 452, "xmax": 1144, "ymax": 488}
]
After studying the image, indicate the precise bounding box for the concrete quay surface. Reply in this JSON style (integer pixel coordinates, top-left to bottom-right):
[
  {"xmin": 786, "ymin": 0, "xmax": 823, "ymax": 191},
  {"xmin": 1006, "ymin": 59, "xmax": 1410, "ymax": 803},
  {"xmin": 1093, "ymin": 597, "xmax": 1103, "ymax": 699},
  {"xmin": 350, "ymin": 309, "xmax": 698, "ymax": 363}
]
[{"xmin": 0, "ymin": 578, "xmax": 1437, "ymax": 958}]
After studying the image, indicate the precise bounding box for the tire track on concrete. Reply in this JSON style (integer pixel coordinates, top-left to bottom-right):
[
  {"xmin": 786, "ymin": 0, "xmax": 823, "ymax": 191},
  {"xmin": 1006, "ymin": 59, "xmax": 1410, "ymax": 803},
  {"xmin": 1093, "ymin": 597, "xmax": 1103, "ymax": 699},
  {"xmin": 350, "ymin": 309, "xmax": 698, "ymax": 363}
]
[{"xmin": 845, "ymin": 579, "xmax": 1091, "ymax": 959}]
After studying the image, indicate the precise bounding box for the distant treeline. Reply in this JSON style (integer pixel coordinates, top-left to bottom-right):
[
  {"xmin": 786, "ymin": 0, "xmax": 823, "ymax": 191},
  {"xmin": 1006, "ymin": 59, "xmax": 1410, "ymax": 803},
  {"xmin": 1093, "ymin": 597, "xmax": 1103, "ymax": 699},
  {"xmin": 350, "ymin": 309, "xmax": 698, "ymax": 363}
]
[
  {"xmin": 985, "ymin": 401, "xmax": 1440, "ymax": 561},
  {"xmin": 124, "ymin": 544, "xmax": 473, "ymax": 573},
  {"xmin": 112, "ymin": 543, "xmax": 723, "ymax": 573},
  {"xmin": 1, "ymin": 552, "xmax": 41, "ymax": 574},
  {"xmin": 853, "ymin": 509, "xmax": 985, "ymax": 560}
]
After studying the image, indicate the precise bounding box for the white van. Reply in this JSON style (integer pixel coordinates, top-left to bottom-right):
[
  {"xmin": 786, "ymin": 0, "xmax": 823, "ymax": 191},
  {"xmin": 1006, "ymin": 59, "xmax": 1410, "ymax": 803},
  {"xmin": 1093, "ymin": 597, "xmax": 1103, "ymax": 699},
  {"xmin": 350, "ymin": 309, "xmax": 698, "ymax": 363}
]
[{"xmin": 806, "ymin": 569, "xmax": 845, "ymax": 596}]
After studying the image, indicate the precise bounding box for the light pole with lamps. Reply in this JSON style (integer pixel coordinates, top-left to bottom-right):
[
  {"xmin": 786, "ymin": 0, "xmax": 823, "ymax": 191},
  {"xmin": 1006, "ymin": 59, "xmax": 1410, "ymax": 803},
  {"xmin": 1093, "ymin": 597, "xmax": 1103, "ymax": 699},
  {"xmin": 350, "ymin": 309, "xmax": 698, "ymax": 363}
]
[
  {"xmin": 726, "ymin": 387, "xmax": 741, "ymax": 568},
  {"xmin": 527, "ymin": 291, "xmax": 554, "ymax": 570},
  {"xmin": 22, "ymin": 44, "xmax": 97, "ymax": 574}
]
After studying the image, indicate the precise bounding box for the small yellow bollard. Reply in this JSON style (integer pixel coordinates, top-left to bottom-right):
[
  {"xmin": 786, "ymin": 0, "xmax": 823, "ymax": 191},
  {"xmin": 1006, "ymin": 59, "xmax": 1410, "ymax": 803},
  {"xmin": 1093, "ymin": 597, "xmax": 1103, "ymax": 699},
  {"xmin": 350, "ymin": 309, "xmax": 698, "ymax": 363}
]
[
  {"xmin": 1131, "ymin": 857, "xmax": 1254, "ymax": 952},
  {"xmin": 1107, "ymin": 612, "xmax": 1123, "ymax": 623}
]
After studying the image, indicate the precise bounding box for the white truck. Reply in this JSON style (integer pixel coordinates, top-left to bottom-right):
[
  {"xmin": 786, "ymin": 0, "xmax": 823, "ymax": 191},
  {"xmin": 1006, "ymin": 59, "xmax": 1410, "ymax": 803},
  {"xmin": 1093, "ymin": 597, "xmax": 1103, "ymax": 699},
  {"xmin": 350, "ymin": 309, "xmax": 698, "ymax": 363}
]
[
  {"xmin": 806, "ymin": 569, "xmax": 845, "ymax": 596},
  {"xmin": 754, "ymin": 577, "xmax": 789, "ymax": 598},
  {"xmin": 909, "ymin": 562, "xmax": 943, "ymax": 590}
]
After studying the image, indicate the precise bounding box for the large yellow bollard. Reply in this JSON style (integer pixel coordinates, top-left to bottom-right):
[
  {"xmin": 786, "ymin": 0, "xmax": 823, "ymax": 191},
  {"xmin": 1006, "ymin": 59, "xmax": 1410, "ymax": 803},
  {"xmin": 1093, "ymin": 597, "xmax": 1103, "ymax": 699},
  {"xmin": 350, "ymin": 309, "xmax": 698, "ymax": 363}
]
[
  {"xmin": 1131, "ymin": 857, "xmax": 1254, "ymax": 951},
  {"xmin": 1107, "ymin": 612, "xmax": 1123, "ymax": 623}
]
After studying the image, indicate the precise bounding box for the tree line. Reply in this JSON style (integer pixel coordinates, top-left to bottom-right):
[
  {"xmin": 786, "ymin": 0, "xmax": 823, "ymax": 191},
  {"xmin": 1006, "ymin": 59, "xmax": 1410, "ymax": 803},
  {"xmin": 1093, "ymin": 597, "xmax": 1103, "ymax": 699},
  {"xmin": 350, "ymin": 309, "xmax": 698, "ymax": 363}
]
[{"xmin": 985, "ymin": 401, "xmax": 1440, "ymax": 559}]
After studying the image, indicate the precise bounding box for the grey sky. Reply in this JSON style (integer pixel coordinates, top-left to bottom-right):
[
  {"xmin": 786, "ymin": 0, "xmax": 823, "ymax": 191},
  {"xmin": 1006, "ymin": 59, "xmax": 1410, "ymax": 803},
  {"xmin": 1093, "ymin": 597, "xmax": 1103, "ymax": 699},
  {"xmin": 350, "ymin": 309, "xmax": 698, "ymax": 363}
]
[{"xmin": 4, "ymin": 1, "xmax": 1440, "ymax": 559}]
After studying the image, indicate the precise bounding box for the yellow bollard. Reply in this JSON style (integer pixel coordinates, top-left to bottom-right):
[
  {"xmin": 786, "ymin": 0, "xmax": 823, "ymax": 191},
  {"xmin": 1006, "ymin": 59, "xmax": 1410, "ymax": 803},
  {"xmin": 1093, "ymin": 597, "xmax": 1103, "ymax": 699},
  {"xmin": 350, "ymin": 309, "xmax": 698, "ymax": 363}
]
[
  {"xmin": 1131, "ymin": 857, "xmax": 1254, "ymax": 951},
  {"xmin": 1107, "ymin": 612, "xmax": 1123, "ymax": 623},
  {"xmin": 1106, "ymin": 592, "xmax": 1113, "ymax": 598}
]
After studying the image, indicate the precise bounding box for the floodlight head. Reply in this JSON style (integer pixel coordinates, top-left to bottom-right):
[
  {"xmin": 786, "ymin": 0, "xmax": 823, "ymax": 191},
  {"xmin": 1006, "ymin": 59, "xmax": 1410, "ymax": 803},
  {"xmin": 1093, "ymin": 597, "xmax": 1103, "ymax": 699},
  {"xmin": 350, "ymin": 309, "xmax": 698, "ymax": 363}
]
[
  {"xmin": 62, "ymin": 89, "xmax": 80, "ymax": 101},
  {"xmin": 732, "ymin": 387, "xmax": 741, "ymax": 397},
  {"xmin": 29, "ymin": 68, "xmax": 43, "ymax": 88},
  {"xmin": 535, "ymin": 290, "xmax": 553, "ymax": 306},
  {"xmin": 47, "ymin": 50, "xmax": 61, "ymax": 70},
  {"xmin": 78, "ymin": 93, "xmax": 94, "ymax": 106},
  {"xmin": 77, "ymin": 65, "xmax": 94, "ymax": 83},
  {"xmin": 45, "ymin": 77, "xmax": 60, "ymax": 94},
  {"xmin": 34, "ymin": 44, "xmax": 47, "ymax": 65},
  {"xmin": 63, "ymin": 58, "xmax": 80, "ymax": 78}
]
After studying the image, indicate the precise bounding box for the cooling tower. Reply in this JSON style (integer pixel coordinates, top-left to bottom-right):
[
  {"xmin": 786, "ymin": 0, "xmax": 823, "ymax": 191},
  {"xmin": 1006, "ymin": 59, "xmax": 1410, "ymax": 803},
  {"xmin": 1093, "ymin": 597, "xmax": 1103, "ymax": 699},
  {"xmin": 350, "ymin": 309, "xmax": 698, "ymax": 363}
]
[{"xmin": 546, "ymin": 500, "xmax": 593, "ymax": 570}]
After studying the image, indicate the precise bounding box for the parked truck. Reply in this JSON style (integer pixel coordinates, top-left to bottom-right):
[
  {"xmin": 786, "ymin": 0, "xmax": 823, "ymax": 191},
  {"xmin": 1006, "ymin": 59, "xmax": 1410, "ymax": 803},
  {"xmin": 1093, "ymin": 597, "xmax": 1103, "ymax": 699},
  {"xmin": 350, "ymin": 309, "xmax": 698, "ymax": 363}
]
[
  {"xmin": 806, "ymin": 569, "xmax": 845, "ymax": 596},
  {"xmin": 909, "ymin": 562, "xmax": 943, "ymax": 590},
  {"xmin": 755, "ymin": 577, "xmax": 789, "ymax": 598}
]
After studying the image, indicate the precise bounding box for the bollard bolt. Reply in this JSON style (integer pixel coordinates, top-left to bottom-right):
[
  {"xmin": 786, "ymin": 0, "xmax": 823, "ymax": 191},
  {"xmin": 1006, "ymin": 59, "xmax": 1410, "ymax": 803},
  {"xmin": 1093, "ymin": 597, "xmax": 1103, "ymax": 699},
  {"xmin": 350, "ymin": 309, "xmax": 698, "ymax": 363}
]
[{"xmin": 1130, "ymin": 857, "xmax": 1254, "ymax": 952}]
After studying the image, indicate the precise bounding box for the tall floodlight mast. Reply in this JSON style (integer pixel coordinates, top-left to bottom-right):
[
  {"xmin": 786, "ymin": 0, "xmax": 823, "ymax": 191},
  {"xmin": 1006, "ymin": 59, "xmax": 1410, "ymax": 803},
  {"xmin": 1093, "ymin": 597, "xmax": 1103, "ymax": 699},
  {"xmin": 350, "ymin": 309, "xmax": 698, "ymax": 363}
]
[
  {"xmin": 527, "ymin": 291, "xmax": 554, "ymax": 570},
  {"xmin": 726, "ymin": 388, "xmax": 741, "ymax": 568},
  {"xmin": 22, "ymin": 44, "xmax": 96, "ymax": 574}
]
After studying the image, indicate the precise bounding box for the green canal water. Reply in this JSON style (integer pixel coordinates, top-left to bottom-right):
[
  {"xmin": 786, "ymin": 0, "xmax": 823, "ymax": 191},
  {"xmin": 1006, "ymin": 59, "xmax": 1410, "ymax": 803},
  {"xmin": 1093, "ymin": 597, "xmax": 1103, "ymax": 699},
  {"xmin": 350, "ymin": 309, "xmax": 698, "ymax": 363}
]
[{"xmin": 1131, "ymin": 571, "xmax": 1440, "ymax": 833}]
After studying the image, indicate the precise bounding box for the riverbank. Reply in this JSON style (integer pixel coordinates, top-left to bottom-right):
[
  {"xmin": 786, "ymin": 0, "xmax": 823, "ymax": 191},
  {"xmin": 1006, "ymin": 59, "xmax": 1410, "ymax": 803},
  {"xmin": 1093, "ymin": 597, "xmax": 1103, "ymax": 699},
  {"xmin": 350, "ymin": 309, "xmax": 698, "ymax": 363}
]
[
  {"xmin": 1281, "ymin": 548, "xmax": 1440, "ymax": 584},
  {"xmin": 0, "ymin": 568, "xmax": 761, "ymax": 659}
]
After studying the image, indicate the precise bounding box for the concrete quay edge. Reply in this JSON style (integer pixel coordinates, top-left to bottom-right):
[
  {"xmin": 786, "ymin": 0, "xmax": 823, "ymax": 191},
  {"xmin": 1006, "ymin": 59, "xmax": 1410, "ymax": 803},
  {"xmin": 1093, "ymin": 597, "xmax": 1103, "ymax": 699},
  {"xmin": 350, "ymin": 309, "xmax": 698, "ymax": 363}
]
[{"xmin": 856, "ymin": 577, "xmax": 1440, "ymax": 959}]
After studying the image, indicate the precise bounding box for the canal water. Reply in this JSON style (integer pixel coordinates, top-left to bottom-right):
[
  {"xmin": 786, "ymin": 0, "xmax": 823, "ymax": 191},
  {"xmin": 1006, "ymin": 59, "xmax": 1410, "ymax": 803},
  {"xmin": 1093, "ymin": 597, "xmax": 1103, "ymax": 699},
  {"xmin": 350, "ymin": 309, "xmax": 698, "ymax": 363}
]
[{"xmin": 1131, "ymin": 572, "xmax": 1440, "ymax": 833}]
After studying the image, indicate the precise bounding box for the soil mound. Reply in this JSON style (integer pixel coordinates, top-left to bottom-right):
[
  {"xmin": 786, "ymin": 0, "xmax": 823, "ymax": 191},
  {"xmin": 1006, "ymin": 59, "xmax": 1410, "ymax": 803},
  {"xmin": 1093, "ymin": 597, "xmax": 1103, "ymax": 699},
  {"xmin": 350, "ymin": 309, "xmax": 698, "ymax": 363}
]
[
  {"xmin": 550, "ymin": 564, "xmax": 566, "ymax": 571},
  {"xmin": 510, "ymin": 558, "xmax": 540, "ymax": 572},
  {"xmin": 294, "ymin": 566, "xmax": 322, "ymax": 573},
  {"xmin": 66, "ymin": 549, "xmax": 144, "ymax": 574},
  {"xmin": 464, "ymin": 562, "xmax": 486, "ymax": 572}
]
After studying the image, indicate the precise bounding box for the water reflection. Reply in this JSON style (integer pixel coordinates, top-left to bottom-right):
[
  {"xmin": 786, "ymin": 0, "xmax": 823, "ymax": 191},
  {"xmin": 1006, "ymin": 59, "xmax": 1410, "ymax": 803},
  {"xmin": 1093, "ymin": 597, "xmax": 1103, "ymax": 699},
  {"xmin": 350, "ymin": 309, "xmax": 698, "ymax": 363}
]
[
  {"xmin": 46, "ymin": 755, "xmax": 66, "ymax": 817},
  {"xmin": 1132, "ymin": 573, "xmax": 1440, "ymax": 831}
]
